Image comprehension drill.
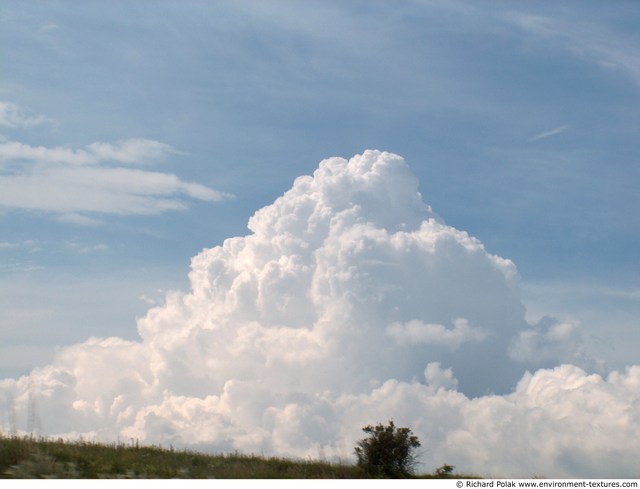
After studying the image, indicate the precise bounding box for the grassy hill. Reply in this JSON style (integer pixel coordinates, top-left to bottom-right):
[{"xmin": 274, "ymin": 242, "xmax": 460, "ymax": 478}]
[{"xmin": 0, "ymin": 435, "xmax": 458, "ymax": 479}]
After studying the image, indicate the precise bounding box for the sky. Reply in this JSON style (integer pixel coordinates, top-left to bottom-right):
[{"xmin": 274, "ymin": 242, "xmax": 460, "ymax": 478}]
[{"xmin": 1, "ymin": 0, "xmax": 639, "ymax": 478}]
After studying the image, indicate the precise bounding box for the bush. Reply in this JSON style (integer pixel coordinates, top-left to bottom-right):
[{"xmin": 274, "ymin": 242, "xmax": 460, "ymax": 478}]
[
  {"xmin": 435, "ymin": 463, "xmax": 455, "ymax": 477},
  {"xmin": 354, "ymin": 420, "xmax": 421, "ymax": 478}
]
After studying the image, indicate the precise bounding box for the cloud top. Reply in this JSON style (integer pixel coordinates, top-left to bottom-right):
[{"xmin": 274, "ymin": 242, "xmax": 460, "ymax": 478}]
[{"xmin": 1, "ymin": 150, "xmax": 637, "ymax": 477}]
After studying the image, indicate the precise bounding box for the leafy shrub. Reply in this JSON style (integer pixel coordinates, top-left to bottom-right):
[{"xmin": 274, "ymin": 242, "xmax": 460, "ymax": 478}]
[
  {"xmin": 435, "ymin": 463, "xmax": 455, "ymax": 477},
  {"xmin": 354, "ymin": 420, "xmax": 421, "ymax": 478}
]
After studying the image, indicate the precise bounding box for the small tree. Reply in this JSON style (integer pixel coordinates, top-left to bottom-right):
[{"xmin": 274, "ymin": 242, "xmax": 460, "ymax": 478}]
[
  {"xmin": 435, "ymin": 463, "xmax": 455, "ymax": 477},
  {"xmin": 354, "ymin": 420, "xmax": 421, "ymax": 478}
]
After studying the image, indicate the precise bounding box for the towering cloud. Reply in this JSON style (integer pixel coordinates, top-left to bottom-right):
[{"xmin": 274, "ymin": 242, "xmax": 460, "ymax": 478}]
[{"xmin": 1, "ymin": 151, "xmax": 637, "ymax": 477}]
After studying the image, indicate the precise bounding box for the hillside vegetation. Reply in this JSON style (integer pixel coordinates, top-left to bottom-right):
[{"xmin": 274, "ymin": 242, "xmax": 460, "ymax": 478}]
[{"xmin": 0, "ymin": 435, "xmax": 460, "ymax": 479}]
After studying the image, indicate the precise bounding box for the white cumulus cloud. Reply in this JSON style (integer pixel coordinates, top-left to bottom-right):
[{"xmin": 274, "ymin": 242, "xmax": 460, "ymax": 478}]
[{"xmin": 1, "ymin": 150, "xmax": 636, "ymax": 477}]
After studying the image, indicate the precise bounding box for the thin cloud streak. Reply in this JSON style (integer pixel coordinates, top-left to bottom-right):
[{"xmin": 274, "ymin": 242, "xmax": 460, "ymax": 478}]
[
  {"xmin": 503, "ymin": 12, "xmax": 640, "ymax": 86},
  {"xmin": 0, "ymin": 167, "xmax": 229, "ymax": 215},
  {"xmin": 0, "ymin": 101, "xmax": 52, "ymax": 128},
  {"xmin": 524, "ymin": 281, "xmax": 640, "ymax": 302},
  {"xmin": 0, "ymin": 139, "xmax": 178, "ymax": 166},
  {"xmin": 0, "ymin": 136, "xmax": 232, "ymax": 219},
  {"xmin": 528, "ymin": 125, "xmax": 569, "ymax": 142}
]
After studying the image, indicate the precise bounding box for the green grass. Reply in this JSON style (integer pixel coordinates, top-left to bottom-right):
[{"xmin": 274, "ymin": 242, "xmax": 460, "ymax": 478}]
[
  {"xmin": 0, "ymin": 434, "xmax": 472, "ymax": 478},
  {"xmin": 0, "ymin": 435, "xmax": 361, "ymax": 478}
]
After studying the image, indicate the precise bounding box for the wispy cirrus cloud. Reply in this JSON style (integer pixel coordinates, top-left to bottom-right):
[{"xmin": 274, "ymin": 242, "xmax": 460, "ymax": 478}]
[
  {"xmin": 85, "ymin": 139, "xmax": 184, "ymax": 165},
  {"xmin": 503, "ymin": 12, "xmax": 640, "ymax": 86},
  {"xmin": 528, "ymin": 124, "xmax": 570, "ymax": 142},
  {"xmin": 0, "ymin": 261, "xmax": 45, "ymax": 273},
  {"xmin": 0, "ymin": 101, "xmax": 53, "ymax": 128},
  {"xmin": 0, "ymin": 138, "xmax": 231, "ymax": 222},
  {"xmin": 0, "ymin": 138, "xmax": 179, "ymax": 166},
  {"xmin": 0, "ymin": 101, "xmax": 229, "ymax": 223}
]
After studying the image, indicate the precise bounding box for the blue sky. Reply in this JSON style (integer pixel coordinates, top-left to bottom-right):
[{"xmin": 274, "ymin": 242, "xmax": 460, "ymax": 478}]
[{"xmin": 1, "ymin": 0, "xmax": 639, "ymax": 379}]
